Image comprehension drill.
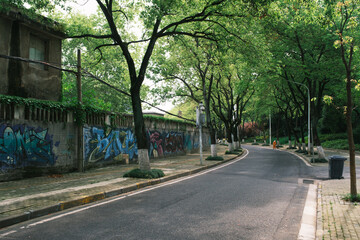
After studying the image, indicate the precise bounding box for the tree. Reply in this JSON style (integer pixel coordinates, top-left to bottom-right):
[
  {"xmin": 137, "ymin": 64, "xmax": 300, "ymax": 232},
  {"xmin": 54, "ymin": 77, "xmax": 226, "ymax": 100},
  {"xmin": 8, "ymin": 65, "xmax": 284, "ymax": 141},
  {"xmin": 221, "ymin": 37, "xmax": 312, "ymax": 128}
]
[
  {"xmin": 66, "ymin": 0, "xmax": 269, "ymax": 170},
  {"xmin": 59, "ymin": 12, "xmax": 135, "ymax": 112},
  {"xmin": 262, "ymin": 0, "xmax": 344, "ymax": 150},
  {"xmin": 150, "ymin": 36, "xmax": 220, "ymax": 156},
  {"xmin": 323, "ymin": 0, "xmax": 360, "ymax": 197}
]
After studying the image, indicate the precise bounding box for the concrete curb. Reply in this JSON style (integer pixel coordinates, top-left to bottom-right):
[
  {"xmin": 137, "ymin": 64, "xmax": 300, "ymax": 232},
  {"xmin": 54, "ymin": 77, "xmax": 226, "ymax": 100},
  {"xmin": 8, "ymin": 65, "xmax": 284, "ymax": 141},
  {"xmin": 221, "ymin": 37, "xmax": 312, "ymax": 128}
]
[
  {"xmin": 0, "ymin": 154, "xmax": 241, "ymax": 229},
  {"xmin": 298, "ymin": 184, "xmax": 317, "ymax": 240}
]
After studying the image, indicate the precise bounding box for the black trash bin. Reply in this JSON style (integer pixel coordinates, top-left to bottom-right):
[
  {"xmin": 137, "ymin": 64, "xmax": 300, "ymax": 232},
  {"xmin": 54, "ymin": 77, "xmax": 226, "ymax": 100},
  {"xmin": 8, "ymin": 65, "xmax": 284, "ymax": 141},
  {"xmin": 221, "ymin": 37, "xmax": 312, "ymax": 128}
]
[{"xmin": 328, "ymin": 155, "xmax": 347, "ymax": 179}]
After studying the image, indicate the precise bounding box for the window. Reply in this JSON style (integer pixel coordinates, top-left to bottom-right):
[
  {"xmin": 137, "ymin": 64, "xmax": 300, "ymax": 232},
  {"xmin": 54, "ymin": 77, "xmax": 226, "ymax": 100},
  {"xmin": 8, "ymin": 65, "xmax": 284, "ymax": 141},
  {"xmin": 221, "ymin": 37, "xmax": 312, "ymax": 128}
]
[{"xmin": 29, "ymin": 35, "xmax": 47, "ymax": 70}]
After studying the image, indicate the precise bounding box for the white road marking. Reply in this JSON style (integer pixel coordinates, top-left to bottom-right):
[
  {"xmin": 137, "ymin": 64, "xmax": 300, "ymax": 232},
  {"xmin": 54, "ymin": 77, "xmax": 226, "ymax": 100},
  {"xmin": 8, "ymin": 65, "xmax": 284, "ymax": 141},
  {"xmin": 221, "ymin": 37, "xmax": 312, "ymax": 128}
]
[
  {"xmin": 2, "ymin": 149, "xmax": 249, "ymax": 234},
  {"xmin": 0, "ymin": 230, "xmax": 17, "ymax": 237}
]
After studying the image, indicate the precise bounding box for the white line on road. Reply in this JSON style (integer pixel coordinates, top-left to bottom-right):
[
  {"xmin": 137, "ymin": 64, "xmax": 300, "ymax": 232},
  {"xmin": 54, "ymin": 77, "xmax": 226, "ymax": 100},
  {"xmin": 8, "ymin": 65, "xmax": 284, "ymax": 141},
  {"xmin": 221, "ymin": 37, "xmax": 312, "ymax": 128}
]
[{"xmin": 2, "ymin": 149, "xmax": 249, "ymax": 236}]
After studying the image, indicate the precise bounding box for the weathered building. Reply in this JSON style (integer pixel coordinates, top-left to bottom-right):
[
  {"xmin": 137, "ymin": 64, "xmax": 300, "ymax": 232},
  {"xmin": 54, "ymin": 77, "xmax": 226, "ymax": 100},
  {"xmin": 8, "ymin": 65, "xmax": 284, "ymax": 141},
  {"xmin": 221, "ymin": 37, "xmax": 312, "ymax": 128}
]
[{"xmin": 0, "ymin": 7, "xmax": 65, "ymax": 101}]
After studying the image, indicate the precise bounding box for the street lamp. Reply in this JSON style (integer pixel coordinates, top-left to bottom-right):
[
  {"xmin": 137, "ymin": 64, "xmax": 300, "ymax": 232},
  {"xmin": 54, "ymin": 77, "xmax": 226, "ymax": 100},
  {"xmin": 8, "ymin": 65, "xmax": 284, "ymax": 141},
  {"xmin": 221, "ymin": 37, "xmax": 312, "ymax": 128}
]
[
  {"xmin": 288, "ymin": 81, "xmax": 311, "ymax": 154},
  {"xmin": 196, "ymin": 102, "xmax": 206, "ymax": 165}
]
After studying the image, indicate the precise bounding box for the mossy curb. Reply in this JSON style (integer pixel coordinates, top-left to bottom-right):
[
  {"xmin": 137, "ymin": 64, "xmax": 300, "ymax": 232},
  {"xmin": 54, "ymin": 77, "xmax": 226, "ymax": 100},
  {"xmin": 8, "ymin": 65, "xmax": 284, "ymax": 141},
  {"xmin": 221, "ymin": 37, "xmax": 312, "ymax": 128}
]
[{"xmin": 123, "ymin": 168, "xmax": 165, "ymax": 179}]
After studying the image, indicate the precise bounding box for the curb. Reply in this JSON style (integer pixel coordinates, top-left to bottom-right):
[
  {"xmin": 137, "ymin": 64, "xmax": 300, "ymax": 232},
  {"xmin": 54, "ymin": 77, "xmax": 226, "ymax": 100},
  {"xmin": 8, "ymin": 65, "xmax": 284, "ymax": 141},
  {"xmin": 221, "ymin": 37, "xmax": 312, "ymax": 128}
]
[
  {"xmin": 0, "ymin": 154, "xmax": 241, "ymax": 229},
  {"xmin": 298, "ymin": 184, "xmax": 317, "ymax": 240}
]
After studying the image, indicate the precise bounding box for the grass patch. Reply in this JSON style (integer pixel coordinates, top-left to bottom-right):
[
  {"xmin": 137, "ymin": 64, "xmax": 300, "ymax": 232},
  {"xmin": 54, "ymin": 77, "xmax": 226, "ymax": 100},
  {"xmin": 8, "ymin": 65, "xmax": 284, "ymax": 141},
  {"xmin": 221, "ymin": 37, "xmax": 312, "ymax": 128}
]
[
  {"xmin": 251, "ymin": 143, "xmax": 259, "ymax": 145},
  {"xmin": 262, "ymin": 144, "xmax": 270, "ymax": 146},
  {"xmin": 123, "ymin": 168, "xmax": 165, "ymax": 179},
  {"xmin": 206, "ymin": 156, "xmax": 224, "ymax": 161},
  {"xmin": 219, "ymin": 143, "xmax": 228, "ymax": 146},
  {"xmin": 342, "ymin": 193, "xmax": 360, "ymax": 202}
]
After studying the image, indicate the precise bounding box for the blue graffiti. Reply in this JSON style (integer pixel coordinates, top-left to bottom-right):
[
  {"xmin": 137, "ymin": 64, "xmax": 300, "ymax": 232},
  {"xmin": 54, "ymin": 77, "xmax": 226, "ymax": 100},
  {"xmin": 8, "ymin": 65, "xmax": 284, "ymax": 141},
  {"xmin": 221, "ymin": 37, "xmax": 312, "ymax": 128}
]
[
  {"xmin": 184, "ymin": 134, "xmax": 192, "ymax": 151},
  {"xmin": 0, "ymin": 124, "xmax": 55, "ymax": 171},
  {"xmin": 84, "ymin": 127, "xmax": 138, "ymax": 163}
]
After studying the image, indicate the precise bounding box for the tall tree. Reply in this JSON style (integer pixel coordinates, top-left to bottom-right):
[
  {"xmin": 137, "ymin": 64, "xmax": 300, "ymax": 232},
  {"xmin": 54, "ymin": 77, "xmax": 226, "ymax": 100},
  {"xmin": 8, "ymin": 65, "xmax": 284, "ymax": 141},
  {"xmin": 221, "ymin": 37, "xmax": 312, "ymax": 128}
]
[
  {"xmin": 323, "ymin": 0, "xmax": 360, "ymax": 197},
  {"xmin": 262, "ymin": 0, "xmax": 344, "ymax": 150},
  {"xmin": 66, "ymin": 0, "xmax": 268, "ymax": 170}
]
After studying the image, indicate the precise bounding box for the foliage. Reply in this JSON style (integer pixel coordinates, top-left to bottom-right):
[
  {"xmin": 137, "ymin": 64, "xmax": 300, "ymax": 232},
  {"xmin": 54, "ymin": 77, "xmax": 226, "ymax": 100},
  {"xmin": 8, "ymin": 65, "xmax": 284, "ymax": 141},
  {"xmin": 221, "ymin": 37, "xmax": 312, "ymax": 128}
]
[
  {"xmin": 143, "ymin": 114, "xmax": 194, "ymax": 126},
  {"xmin": 206, "ymin": 156, "xmax": 224, "ymax": 161},
  {"xmin": 55, "ymin": 12, "xmax": 134, "ymax": 113},
  {"xmin": 123, "ymin": 168, "xmax": 165, "ymax": 179},
  {"xmin": 321, "ymin": 139, "xmax": 360, "ymax": 151},
  {"xmin": 342, "ymin": 193, "xmax": 360, "ymax": 203},
  {"xmin": 225, "ymin": 150, "xmax": 240, "ymax": 155}
]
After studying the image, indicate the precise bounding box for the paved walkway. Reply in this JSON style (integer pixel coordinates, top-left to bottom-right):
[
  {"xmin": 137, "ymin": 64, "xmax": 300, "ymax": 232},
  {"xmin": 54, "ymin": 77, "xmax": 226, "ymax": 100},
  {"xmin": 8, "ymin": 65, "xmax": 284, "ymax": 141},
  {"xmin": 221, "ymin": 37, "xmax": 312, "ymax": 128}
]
[
  {"xmin": 271, "ymin": 143, "xmax": 360, "ymax": 240},
  {"xmin": 0, "ymin": 144, "xmax": 238, "ymax": 229},
  {"xmin": 1, "ymin": 142, "xmax": 360, "ymax": 240}
]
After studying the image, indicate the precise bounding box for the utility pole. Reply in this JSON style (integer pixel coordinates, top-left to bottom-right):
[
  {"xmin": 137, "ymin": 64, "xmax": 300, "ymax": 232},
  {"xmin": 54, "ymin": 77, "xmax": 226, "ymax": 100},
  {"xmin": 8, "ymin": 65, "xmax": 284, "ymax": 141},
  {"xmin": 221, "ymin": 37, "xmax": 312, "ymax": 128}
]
[
  {"xmin": 77, "ymin": 49, "xmax": 84, "ymax": 172},
  {"xmin": 269, "ymin": 112, "xmax": 271, "ymax": 145},
  {"xmin": 197, "ymin": 102, "xmax": 205, "ymax": 165}
]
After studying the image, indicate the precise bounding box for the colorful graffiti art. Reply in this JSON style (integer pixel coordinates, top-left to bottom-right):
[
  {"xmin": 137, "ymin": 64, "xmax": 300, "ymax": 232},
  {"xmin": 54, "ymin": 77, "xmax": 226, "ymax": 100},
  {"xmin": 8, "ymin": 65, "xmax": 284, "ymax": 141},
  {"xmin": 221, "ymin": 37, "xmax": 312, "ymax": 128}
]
[
  {"xmin": 147, "ymin": 130, "xmax": 186, "ymax": 158},
  {"xmin": 164, "ymin": 132, "xmax": 184, "ymax": 154},
  {"xmin": 148, "ymin": 131, "xmax": 163, "ymax": 158},
  {"xmin": 84, "ymin": 127, "xmax": 138, "ymax": 163},
  {"xmin": 0, "ymin": 124, "xmax": 56, "ymax": 171}
]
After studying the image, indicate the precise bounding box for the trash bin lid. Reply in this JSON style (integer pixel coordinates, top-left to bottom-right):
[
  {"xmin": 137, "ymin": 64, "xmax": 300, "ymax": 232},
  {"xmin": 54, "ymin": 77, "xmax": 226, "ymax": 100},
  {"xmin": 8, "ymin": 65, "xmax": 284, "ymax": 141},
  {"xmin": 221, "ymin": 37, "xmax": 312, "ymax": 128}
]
[{"xmin": 329, "ymin": 155, "xmax": 347, "ymax": 161}]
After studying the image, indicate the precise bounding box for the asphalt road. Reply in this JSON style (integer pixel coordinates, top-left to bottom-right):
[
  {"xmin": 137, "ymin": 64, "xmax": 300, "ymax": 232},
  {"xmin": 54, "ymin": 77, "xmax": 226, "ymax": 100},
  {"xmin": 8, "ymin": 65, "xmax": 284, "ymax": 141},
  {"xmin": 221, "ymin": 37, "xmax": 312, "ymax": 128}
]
[{"xmin": 0, "ymin": 145, "xmax": 317, "ymax": 240}]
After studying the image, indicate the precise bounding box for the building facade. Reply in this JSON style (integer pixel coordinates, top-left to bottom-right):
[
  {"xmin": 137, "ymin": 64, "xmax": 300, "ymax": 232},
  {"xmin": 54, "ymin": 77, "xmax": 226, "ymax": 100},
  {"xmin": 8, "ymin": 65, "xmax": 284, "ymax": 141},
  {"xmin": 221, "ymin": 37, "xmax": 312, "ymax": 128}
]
[{"xmin": 0, "ymin": 8, "xmax": 65, "ymax": 101}]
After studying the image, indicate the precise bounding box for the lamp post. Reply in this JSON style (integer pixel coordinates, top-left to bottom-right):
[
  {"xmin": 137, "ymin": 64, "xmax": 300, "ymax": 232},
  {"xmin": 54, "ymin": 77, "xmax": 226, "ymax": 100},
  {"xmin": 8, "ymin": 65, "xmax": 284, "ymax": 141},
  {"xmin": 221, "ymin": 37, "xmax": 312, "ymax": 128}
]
[
  {"xmin": 289, "ymin": 81, "xmax": 311, "ymax": 154},
  {"xmin": 196, "ymin": 102, "xmax": 206, "ymax": 165}
]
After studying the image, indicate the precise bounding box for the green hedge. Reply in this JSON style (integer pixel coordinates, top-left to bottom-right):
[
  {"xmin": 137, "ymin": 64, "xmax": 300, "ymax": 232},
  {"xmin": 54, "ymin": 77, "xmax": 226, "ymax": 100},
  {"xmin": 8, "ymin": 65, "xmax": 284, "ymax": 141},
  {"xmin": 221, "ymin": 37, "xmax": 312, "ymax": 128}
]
[{"xmin": 123, "ymin": 169, "xmax": 165, "ymax": 179}]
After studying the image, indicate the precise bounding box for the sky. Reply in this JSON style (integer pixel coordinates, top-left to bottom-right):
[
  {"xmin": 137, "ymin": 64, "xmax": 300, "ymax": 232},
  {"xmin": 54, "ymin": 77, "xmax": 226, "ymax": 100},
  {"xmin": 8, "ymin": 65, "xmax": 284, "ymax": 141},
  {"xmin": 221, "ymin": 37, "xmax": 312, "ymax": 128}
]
[{"xmin": 68, "ymin": 0, "xmax": 98, "ymax": 15}]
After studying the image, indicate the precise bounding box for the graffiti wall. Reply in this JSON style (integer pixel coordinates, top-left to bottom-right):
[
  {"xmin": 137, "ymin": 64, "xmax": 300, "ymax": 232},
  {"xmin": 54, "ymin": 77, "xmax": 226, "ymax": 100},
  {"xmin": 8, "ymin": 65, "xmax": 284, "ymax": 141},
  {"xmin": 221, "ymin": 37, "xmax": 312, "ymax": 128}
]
[
  {"xmin": 83, "ymin": 127, "xmax": 138, "ymax": 164},
  {"xmin": 0, "ymin": 124, "xmax": 56, "ymax": 172},
  {"xmin": 147, "ymin": 130, "xmax": 197, "ymax": 158}
]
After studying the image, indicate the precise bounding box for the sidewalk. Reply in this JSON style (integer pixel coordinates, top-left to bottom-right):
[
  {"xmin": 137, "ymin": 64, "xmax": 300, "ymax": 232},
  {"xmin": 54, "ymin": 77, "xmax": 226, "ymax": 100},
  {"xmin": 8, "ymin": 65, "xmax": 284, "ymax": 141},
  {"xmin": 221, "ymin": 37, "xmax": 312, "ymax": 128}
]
[
  {"xmin": 265, "ymin": 143, "xmax": 360, "ymax": 240},
  {"xmin": 0, "ymin": 144, "xmax": 240, "ymax": 229}
]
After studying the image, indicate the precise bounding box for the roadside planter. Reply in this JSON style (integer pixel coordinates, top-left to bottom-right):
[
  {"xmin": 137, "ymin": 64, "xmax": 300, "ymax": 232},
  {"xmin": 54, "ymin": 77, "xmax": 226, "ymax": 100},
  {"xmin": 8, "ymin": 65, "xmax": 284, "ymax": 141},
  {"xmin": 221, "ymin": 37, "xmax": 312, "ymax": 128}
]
[{"xmin": 328, "ymin": 155, "xmax": 347, "ymax": 179}]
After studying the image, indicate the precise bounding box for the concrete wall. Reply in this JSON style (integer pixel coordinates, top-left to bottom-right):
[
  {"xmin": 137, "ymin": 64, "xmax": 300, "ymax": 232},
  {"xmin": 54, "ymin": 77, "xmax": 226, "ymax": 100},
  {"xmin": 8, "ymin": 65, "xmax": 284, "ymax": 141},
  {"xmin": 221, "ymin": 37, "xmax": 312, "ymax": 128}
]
[{"xmin": 0, "ymin": 104, "xmax": 209, "ymax": 180}]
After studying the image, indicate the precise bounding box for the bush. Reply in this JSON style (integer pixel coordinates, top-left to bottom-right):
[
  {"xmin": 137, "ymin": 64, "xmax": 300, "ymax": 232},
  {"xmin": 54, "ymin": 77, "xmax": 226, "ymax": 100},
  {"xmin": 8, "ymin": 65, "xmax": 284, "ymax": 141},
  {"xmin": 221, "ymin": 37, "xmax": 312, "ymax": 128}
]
[
  {"xmin": 319, "ymin": 133, "xmax": 348, "ymax": 142},
  {"xmin": 123, "ymin": 168, "xmax": 165, "ymax": 179},
  {"xmin": 342, "ymin": 193, "xmax": 360, "ymax": 202},
  {"xmin": 206, "ymin": 156, "xmax": 224, "ymax": 161},
  {"xmin": 310, "ymin": 158, "xmax": 328, "ymax": 163},
  {"xmin": 322, "ymin": 139, "xmax": 351, "ymax": 150},
  {"xmin": 225, "ymin": 151, "xmax": 239, "ymax": 155}
]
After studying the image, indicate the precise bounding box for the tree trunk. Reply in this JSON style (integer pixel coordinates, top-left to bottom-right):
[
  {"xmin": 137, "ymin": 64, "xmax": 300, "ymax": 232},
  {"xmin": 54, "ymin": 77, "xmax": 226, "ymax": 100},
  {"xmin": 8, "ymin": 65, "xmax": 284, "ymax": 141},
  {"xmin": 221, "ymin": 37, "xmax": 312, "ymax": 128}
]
[
  {"xmin": 131, "ymin": 87, "xmax": 150, "ymax": 171},
  {"xmin": 226, "ymin": 126, "xmax": 234, "ymax": 152},
  {"xmin": 346, "ymin": 74, "xmax": 357, "ymax": 196},
  {"xmin": 233, "ymin": 125, "xmax": 239, "ymax": 149}
]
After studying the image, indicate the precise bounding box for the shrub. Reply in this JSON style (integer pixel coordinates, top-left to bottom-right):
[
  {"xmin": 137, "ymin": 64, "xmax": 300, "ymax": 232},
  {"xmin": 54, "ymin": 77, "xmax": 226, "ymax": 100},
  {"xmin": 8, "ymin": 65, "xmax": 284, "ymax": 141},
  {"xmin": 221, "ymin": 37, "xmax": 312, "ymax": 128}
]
[
  {"xmin": 310, "ymin": 158, "xmax": 328, "ymax": 163},
  {"xmin": 342, "ymin": 193, "xmax": 360, "ymax": 202},
  {"xmin": 225, "ymin": 151, "xmax": 239, "ymax": 155},
  {"xmin": 123, "ymin": 168, "xmax": 165, "ymax": 179},
  {"xmin": 206, "ymin": 156, "xmax": 224, "ymax": 161}
]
